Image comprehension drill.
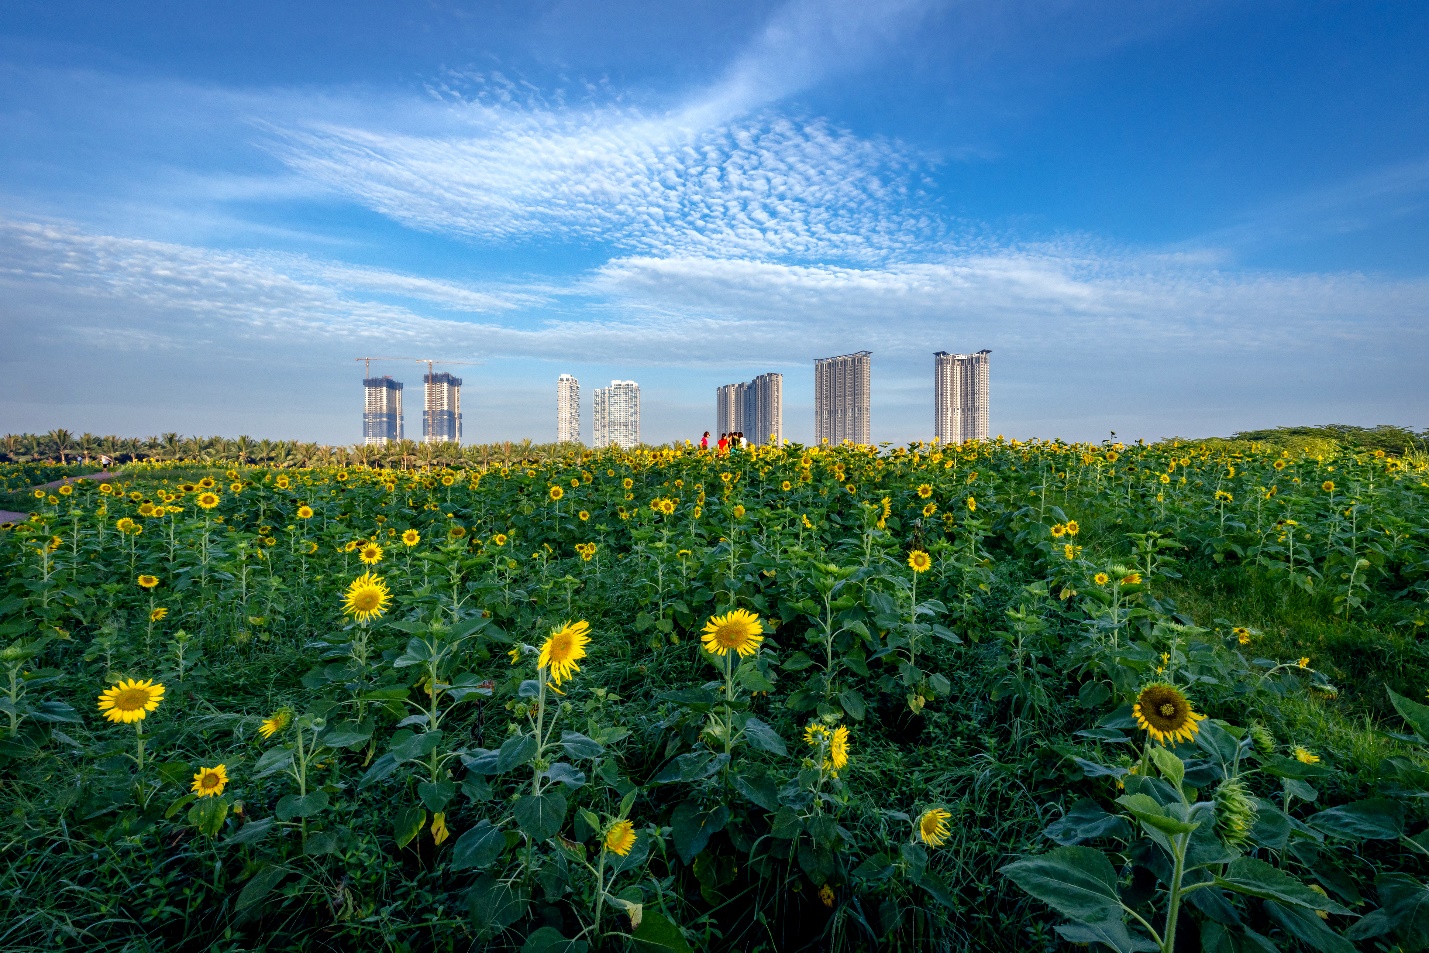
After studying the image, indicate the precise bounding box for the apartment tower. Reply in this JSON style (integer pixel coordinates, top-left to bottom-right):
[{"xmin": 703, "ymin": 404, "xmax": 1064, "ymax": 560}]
[
  {"xmin": 362, "ymin": 376, "xmax": 404, "ymax": 445},
  {"xmin": 715, "ymin": 373, "xmax": 782, "ymax": 446},
  {"xmin": 557, "ymin": 374, "xmax": 581, "ymax": 443},
  {"xmin": 934, "ymin": 349, "xmax": 991, "ymax": 444},
  {"xmin": 592, "ymin": 380, "xmax": 640, "ymax": 449},
  {"xmin": 813, "ymin": 351, "xmax": 871, "ymax": 445},
  {"xmin": 422, "ymin": 372, "xmax": 463, "ymax": 444}
]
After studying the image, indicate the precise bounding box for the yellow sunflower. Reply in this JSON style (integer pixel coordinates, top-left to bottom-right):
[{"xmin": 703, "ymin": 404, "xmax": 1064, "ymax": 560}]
[
  {"xmin": 916, "ymin": 483, "xmax": 933, "ymax": 499},
  {"xmin": 1094, "ymin": 572, "xmax": 1110, "ymax": 586},
  {"xmin": 297, "ymin": 505, "xmax": 314, "ymax": 519},
  {"xmin": 918, "ymin": 808, "xmax": 952, "ymax": 847},
  {"xmin": 908, "ymin": 550, "xmax": 931, "ymax": 573},
  {"xmin": 578, "ymin": 510, "xmax": 590, "ymax": 521},
  {"xmin": 196, "ymin": 492, "xmax": 220, "ymax": 510},
  {"xmin": 1133, "ymin": 682, "xmax": 1205, "ymax": 745},
  {"xmin": 1322, "ymin": 481, "xmax": 1335, "ymax": 493},
  {"xmin": 358, "ymin": 541, "xmax": 384, "ymax": 565},
  {"xmin": 137, "ymin": 574, "xmax": 159, "ymax": 589},
  {"xmin": 97, "ymin": 678, "xmax": 165, "ymax": 723},
  {"xmin": 191, "ymin": 764, "xmax": 228, "ymax": 798},
  {"xmin": 401, "ymin": 529, "xmax": 420, "ymax": 547},
  {"xmin": 700, "ymin": 609, "xmax": 764, "ymax": 658},
  {"xmin": 1065, "ymin": 521, "xmax": 1079, "ymax": 535},
  {"xmin": 492, "ymin": 533, "xmax": 507, "ymax": 547},
  {"xmin": 604, "ymin": 819, "xmax": 636, "ymax": 856},
  {"xmin": 965, "ymin": 496, "xmax": 977, "ymax": 512},
  {"xmin": 1292, "ymin": 746, "xmax": 1320, "ymax": 765},
  {"xmin": 539, "ymin": 620, "xmax": 591, "ymax": 686},
  {"xmin": 549, "ymin": 485, "xmax": 564, "ymax": 502},
  {"xmin": 342, "ymin": 572, "xmax": 391, "ymax": 622},
  {"xmin": 149, "ymin": 607, "xmax": 168, "ymax": 623},
  {"xmin": 829, "ymin": 725, "xmax": 850, "ymax": 774},
  {"xmin": 258, "ymin": 709, "xmax": 291, "ymax": 740}
]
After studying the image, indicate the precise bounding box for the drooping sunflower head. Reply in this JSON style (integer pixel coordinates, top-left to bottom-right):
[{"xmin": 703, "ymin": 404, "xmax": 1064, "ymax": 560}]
[
  {"xmin": 829, "ymin": 725, "xmax": 850, "ymax": 774},
  {"xmin": 149, "ymin": 607, "xmax": 168, "ymax": 623},
  {"xmin": 97, "ymin": 678, "xmax": 165, "ymax": 723},
  {"xmin": 258, "ymin": 708, "xmax": 292, "ymax": 739},
  {"xmin": 700, "ymin": 609, "xmax": 764, "ymax": 658},
  {"xmin": 908, "ymin": 550, "xmax": 931, "ymax": 573},
  {"xmin": 1292, "ymin": 745, "xmax": 1320, "ymax": 765},
  {"xmin": 342, "ymin": 572, "xmax": 391, "ymax": 622},
  {"xmin": 604, "ymin": 819, "xmax": 636, "ymax": 856},
  {"xmin": 918, "ymin": 808, "xmax": 952, "ymax": 848},
  {"xmin": 358, "ymin": 541, "xmax": 384, "ymax": 565},
  {"xmin": 539, "ymin": 619, "xmax": 591, "ymax": 686},
  {"xmin": 1133, "ymin": 682, "xmax": 1205, "ymax": 745},
  {"xmin": 191, "ymin": 764, "xmax": 228, "ymax": 798},
  {"xmin": 137, "ymin": 574, "xmax": 159, "ymax": 589},
  {"xmin": 401, "ymin": 529, "xmax": 420, "ymax": 547}
]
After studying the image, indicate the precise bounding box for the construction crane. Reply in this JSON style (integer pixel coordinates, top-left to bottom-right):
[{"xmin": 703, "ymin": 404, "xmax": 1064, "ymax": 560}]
[{"xmin": 355, "ymin": 356, "xmax": 421, "ymax": 378}]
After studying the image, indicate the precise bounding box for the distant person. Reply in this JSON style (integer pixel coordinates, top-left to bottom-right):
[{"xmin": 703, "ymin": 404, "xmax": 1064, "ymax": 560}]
[
  {"xmin": 717, "ymin": 433, "xmax": 729, "ymax": 454},
  {"xmin": 99, "ymin": 455, "xmax": 111, "ymax": 468},
  {"xmin": 700, "ymin": 431, "xmax": 710, "ymax": 450}
]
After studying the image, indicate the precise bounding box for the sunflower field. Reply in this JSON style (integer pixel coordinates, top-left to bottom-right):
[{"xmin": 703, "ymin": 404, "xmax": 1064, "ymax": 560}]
[{"xmin": 2, "ymin": 438, "xmax": 1428, "ymax": 953}]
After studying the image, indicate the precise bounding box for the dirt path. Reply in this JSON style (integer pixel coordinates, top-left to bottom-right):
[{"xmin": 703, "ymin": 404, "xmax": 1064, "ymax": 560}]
[{"xmin": 1, "ymin": 470, "xmax": 122, "ymax": 525}]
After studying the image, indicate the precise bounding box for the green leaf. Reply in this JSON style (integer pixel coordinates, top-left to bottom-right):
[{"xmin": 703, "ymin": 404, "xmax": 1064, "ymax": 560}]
[
  {"xmin": 521, "ymin": 926, "xmax": 588, "ymax": 953},
  {"xmin": 1055, "ymin": 920, "xmax": 1158, "ymax": 953},
  {"xmin": 652, "ymin": 751, "xmax": 729, "ymax": 784},
  {"xmin": 781, "ymin": 652, "xmax": 816, "ymax": 671},
  {"xmin": 837, "ymin": 689, "xmax": 867, "ymax": 721},
  {"xmin": 1115, "ymin": 793, "xmax": 1199, "ymax": 836},
  {"xmin": 999, "ymin": 846, "xmax": 1125, "ymax": 923},
  {"xmin": 1355, "ymin": 873, "xmax": 1429, "ymax": 952},
  {"xmin": 451, "ymin": 820, "xmax": 506, "ymax": 871},
  {"xmin": 741, "ymin": 717, "xmax": 787, "ymax": 756},
  {"xmin": 275, "ymin": 791, "xmax": 329, "ymax": 821},
  {"xmin": 513, "ymin": 791, "xmax": 567, "ymax": 841},
  {"xmin": 1200, "ymin": 921, "xmax": 1281, "ymax": 953},
  {"xmin": 322, "ymin": 720, "xmax": 374, "ymax": 748},
  {"xmin": 1263, "ymin": 901, "xmax": 1355, "ymax": 953},
  {"xmin": 1043, "ymin": 800, "xmax": 1133, "ymax": 846},
  {"xmin": 559, "ymin": 731, "xmax": 604, "ymax": 760},
  {"xmin": 496, "ymin": 733, "xmax": 538, "ymax": 773},
  {"xmin": 1214, "ymin": 858, "xmax": 1353, "ymax": 915},
  {"xmin": 671, "ymin": 801, "xmax": 730, "ymax": 865},
  {"xmin": 188, "ymin": 796, "xmax": 229, "ymax": 837},
  {"xmin": 1388, "ymin": 688, "xmax": 1429, "ymax": 743},
  {"xmin": 225, "ymin": 817, "xmax": 275, "ymax": 846},
  {"xmin": 235, "ymin": 865, "xmax": 288, "ymax": 918},
  {"xmin": 467, "ymin": 874, "xmax": 529, "ymax": 937},
  {"xmin": 252, "ymin": 746, "xmax": 294, "ymax": 779},
  {"xmin": 1147, "ymin": 746, "xmax": 1185, "ymax": 791},
  {"xmin": 1307, "ymin": 798, "xmax": 1404, "ymax": 841},
  {"xmin": 632, "ymin": 910, "xmax": 694, "ymax": 953},
  {"xmin": 418, "ymin": 780, "xmax": 457, "ymax": 813},
  {"xmin": 394, "ymin": 804, "xmax": 426, "ymax": 848}
]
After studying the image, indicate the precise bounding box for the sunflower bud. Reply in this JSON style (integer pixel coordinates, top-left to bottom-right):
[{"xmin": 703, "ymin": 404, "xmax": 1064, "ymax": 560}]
[
  {"xmin": 1213, "ymin": 778, "xmax": 1258, "ymax": 849},
  {"xmin": 1249, "ymin": 721, "xmax": 1275, "ymax": 756}
]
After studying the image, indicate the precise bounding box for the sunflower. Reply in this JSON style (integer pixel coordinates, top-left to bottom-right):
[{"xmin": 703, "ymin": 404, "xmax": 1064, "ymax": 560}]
[
  {"xmin": 358, "ymin": 542, "xmax": 384, "ymax": 565},
  {"xmin": 258, "ymin": 709, "xmax": 291, "ymax": 739},
  {"xmin": 1232, "ymin": 626, "xmax": 1251, "ymax": 645},
  {"xmin": 274, "ymin": 475, "xmax": 291, "ymax": 489},
  {"xmin": 449, "ymin": 526, "xmax": 467, "ymax": 539},
  {"xmin": 1273, "ymin": 459, "xmax": 1287, "ymax": 471},
  {"xmin": 1121, "ymin": 572, "xmax": 1142, "ymax": 585},
  {"xmin": 1292, "ymin": 746, "xmax": 1320, "ymax": 765},
  {"xmin": 781, "ymin": 481, "xmax": 792, "ymax": 491},
  {"xmin": 622, "ymin": 478, "xmax": 634, "ymax": 490},
  {"xmin": 97, "ymin": 678, "xmax": 165, "ymax": 723},
  {"xmin": 401, "ymin": 529, "xmax": 420, "ymax": 547},
  {"xmin": 732, "ymin": 504, "xmax": 746, "ymax": 519},
  {"xmin": 297, "ymin": 505, "xmax": 313, "ymax": 519},
  {"xmin": 1065, "ymin": 521, "xmax": 1079, "ymax": 536},
  {"xmin": 701, "ymin": 609, "xmax": 764, "ymax": 658},
  {"xmin": 149, "ymin": 607, "xmax": 168, "ymax": 623},
  {"xmin": 342, "ymin": 572, "xmax": 392, "ymax": 622},
  {"xmin": 829, "ymin": 725, "xmax": 850, "ymax": 774},
  {"xmin": 137, "ymin": 574, "xmax": 159, "ymax": 589},
  {"xmin": 922, "ymin": 502, "xmax": 937, "ymax": 517},
  {"xmin": 918, "ymin": 808, "xmax": 952, "ymax": 848},
  {"xmin": 492, "ymin": 533, "xmax": 507, "ymax": 547},
  {"xmin": 1094, "ymin": 572, "xmax": 1110, "ymax": 586},
  {"xmin": 539, "ymin": 620, "xmax": 591, "ymax": 686},
  {"xmin": 916, "ymin": 483, "xmax": 933, "ymax": 499},
  {"xmin": 604, "ymin": 819, "xmax": 636, "ymax": 856},
  {"xmin": 908, "ymin": 550, "xmax": 931, "ymax": 573},
  {"xmin": 965, "ymin": 496, "xmax": 977, "ymax": 512},
  {"xmin": 1050, "ymin": 523, "xmax": 1066, "ymax": 537},
  {"xmin": 549, "ymin": 486, "xmax": 564, "ymax": 502},
  {"xmin": 58, "ymin": 484, "xmax": 73, "ymax": 496},
  {"xmin": 1133, "ymin": 682, "xmax": 1205, "ymax": 745},
  {"xmin": 578, "ymin": 510, "xmax": 590, "ymax": 521},
  {"xmin": 191, "ymin": 764, "xmax": 228, "ymax": 798},
  {"xmin": 305, "ymin": 540, "xmax": 319, "ymax": 554},
  {"xmin": 193, "ymin": 491, "xmax": 219, "ymax": 510},
  {"xmin": 1322, "ymin": 481, "xmax": 1335, "ymax": 493}
]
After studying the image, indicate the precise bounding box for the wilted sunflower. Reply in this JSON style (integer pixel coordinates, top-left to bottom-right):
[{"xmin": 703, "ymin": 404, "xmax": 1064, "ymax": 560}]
[
  {"xmin": 297, "ymin": 505, "xmax": 314, "ymax": 519},
  {"xmin": 258, "ymin": 709, "xmax": 291, "ymax": 739},
  {"xmin": 358, "ymin": 541, "xmax": 384, "ymax": 565},
  {"xmin": 137, "ymin": 574, "xmax": 159, "ymax": 589},
  {"xmin": 1133, "ymin": 682, "xmax": 1205, "ymax": 745},
  {"xmin": 342, "ymin": 572, "xmax": 391, "ymax": 622},
  {"xmin": 539, "ymin": 620, "xmax": 591, "ymax": 686},
  {"xmin": 918, "ymin": 808, "xmax": 952, "ymax": 847},
  {"xmin": 604, "ymin": 819, "xmax": 636, "ymax": 856},
  {"xmin": 701, "ymin": 609, "xmax": 764, "ymax": 658},
  {"xmin": 98, "ymin": 678, "xmax": 165, "ymax": 723},
  {"xmin": 191, "ymin": 764, "xmax": 228, "ymax": 798},
  {"xmin": 401, "ymin": 529, "xmax": 420, "ymax": 547},
  {"xmin": 908, "ymin": 550, "xmax": 931, "ymax": 573}
]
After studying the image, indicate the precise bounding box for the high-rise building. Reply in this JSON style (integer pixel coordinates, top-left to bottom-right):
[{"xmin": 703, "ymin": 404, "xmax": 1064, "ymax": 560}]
[
  {"xmin": 813, "ymin": 351, "xmax": 871, "ymax": 445},
  {"xmin": 592, "ymin": 380, "xmax": 640, "ymax": 449},
  {"xmin": 715, "ymin": 373, "xmax": 782, "ymax": 446},
  {"xmin": 934, "ymin": 349, "xmax": 991, "ymax": 444},
  {"xmin": 557, "ymin": 374, "xmax": 581, "ymax": 443},
  {"xmin": 363, "ymin": 376, "xmax": 404, "ymax": 445},
  {"xmin": 422, "ymin": 372, "xmax": 462, "ymax": 444}
]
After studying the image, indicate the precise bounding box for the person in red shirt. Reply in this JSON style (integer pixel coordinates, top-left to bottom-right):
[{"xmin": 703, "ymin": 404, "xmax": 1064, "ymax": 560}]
[
  {"xmin": 717, "ymin": 433, "xmax": 729, "ymax": 453},
  {"xmin": 700, "ymin": 431, "xmax": 710, "ymax": 450}
]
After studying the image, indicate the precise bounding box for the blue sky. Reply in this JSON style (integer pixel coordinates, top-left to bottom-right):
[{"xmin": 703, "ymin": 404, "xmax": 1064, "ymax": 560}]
[{"xmin": 1, "ymin": 0, "xmax": 1425, "ymax": 445}]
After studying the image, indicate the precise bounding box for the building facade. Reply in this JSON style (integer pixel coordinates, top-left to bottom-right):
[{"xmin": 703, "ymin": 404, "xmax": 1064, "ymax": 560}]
[
  {"xmin": 934, "ymin": 349, "xmax": 991, "ymax": 444},
  {"xmin": 422, "ymin": 372, "xmax": 462, "ymax": 444},
  {"xmin": 593, "ymin": 380, "xmax": 640, "ymax": 449},
  {"xmin": 363, "ymin": 376, "xmax": 404, "ymax": 445},
  {"xmin": 557, "ymin": 374, "xmax": 581, "ymax": 443},
  {"xmin": 715, "ymin": 373, "xmax": 782, "ymax": 446},
  {"xmin": 813, "ymin": 351, "xmax": 871, "ymax": 445}
]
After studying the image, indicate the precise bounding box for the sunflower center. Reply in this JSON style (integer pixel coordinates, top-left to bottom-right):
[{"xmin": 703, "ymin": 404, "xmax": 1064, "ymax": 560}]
[
  {"xmin": 200, "ymin": 773, "xmax": 220, "ymax": 789},
  {"xmin": 351, "ymin": 589, "xmax": 381, "ymax": 612},
  {"xmin": 115, "ymin": 688, "xmax": 150, "ymax": 711},
  {"xmin": 1159, "ymin": 703, "xmax": 1177, "ymax": 717},
  {"xmin": 548, "ymin": 634, "xmax": 573, "ymax": 660},
  {"xmin": 714, "ymin": 623, "xmax": 750, "ymax": 649}
]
